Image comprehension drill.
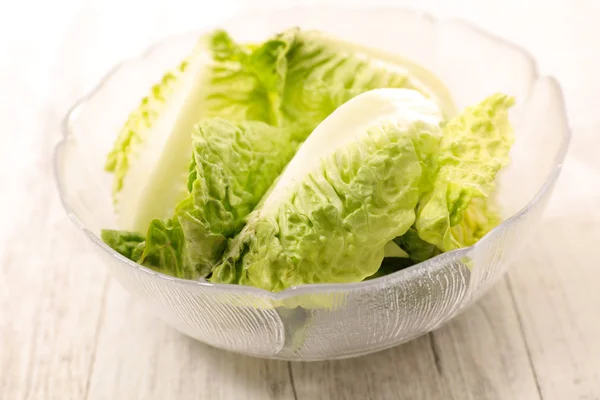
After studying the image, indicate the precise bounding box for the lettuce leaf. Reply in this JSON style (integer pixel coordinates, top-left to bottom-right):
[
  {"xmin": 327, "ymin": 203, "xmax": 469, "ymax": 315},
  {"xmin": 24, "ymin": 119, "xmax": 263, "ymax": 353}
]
[
  {"xmin": 280, "ymin": 29, "xmax": 455, "ymax": 139},
  {"xmin": 102, "ymin": 220, "xmax": 193, "ymax": 278},
  {"xmin": 393, "ymin": 227, "xmax": 441, "ymax": 263},
  {"xmin": 100, "ymin": 230, "xmax": 145, "ymax": 260},
  {"xmin": 414, "ymin": 94, "xmax": 515, "ymax": 251},
  {"xmin": 366, "ymin": 257, "xmax": 415, "ymax": 280},
  {"xmin": 177, "ymin": 119, "xmax": 300, "ymax": 274},
  {"xmin": 449, "ymin": 197, "xmax": 503, "ymax": 247}
]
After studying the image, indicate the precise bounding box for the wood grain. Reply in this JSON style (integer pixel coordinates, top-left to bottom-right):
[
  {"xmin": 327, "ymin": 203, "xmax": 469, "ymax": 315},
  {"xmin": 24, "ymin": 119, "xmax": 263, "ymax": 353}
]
[
  {"xmin": 507, "ymin": 217, "xmax": 600, "ymax": 400},
  {"xmin": 291, "ymin": 335, "xmax": 448, "ymax": 400},
  {"xmin": 430, "ymin": 280, "xmax": 543, "ymax": 400},
  {"xmin": 0, "ymin": 103, "xmax": 108, "ymax": 398}
]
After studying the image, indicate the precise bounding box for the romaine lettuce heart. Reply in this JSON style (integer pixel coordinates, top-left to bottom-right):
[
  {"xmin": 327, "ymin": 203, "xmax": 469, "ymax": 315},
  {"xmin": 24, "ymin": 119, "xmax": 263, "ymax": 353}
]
[
  {"xmin": 210, "ymin": 88, "xmax": 444, "ymax": 291},
  {"xmin": 108, "ymin": 30, "xmax": 295, "ymax": 232},
  {"xmin": 116, "ymin": 119, "xmax": 301, "ymax": 278}
]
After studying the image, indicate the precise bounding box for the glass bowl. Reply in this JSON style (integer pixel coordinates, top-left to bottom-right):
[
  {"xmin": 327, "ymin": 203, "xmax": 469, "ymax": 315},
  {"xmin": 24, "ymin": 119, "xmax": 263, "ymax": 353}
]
[{"xmin": 54, "ymin": 7, "xmax": 570, "ymax": 360}]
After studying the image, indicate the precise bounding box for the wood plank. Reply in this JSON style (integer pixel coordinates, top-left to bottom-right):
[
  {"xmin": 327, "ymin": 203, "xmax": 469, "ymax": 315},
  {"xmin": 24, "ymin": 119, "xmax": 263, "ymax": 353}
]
[
  {"xmin": 0, "ymin": 174, "xmax": 56, "ymax": 399},
  {"xmin": 0, "ymin": 128, "xmax": 109, "ymax": 399},
  {"xmin": 20, "ymin": 232, "xmax": 108, "ymax": 400},
  {"xmin": 507, "ymin": 216, "xmax": 600, "ymax": 400},
  {"xmin": 291, "ymin": 335, "xmax": 450, "ymax": 400},
  {"xmin": 431, "ymin": 280, "xmax": 542, "ymax": 400},
  {"xmin": 87, "ymin": 280, "xmax": 295, "ymax": 400}
]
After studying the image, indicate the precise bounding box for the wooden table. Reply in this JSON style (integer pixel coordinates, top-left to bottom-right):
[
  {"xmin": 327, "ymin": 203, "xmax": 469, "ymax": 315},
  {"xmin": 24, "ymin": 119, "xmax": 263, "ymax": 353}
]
[{"xmin": 1, "ymin": 1, "xmax": 599, "ymax": 399}]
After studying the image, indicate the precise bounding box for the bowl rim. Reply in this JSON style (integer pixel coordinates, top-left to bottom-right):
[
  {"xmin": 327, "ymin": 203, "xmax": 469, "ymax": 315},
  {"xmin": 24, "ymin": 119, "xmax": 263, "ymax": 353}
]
[{"xmin": 54, "ymin": 5, "xmax": 572, "ymax": 300}]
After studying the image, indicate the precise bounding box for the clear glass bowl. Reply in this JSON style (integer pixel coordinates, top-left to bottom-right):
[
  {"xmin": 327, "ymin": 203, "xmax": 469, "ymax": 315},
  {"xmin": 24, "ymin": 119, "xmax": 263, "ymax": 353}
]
[{"xmin": 54, "ymin": 7, "xmax": 570, "ymax": 360}]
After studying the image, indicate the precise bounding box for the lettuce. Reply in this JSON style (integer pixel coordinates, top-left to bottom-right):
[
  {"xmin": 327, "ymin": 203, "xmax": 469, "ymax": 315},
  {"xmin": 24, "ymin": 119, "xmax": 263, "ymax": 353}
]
[
  {"xmin": 210, "ymin": 89, "xmax": 444, "ymax": 291},
  {"xmin": 414, "ymin": 94, "xmax": 514, "ymax": 251},
  {"xmin": 101, "ymin": 27, "xmax": 514, "ymax": 290},
  {"xmin": 279, "ymin": 30, "xmax": 454, "ymax": 134},
  {"xmin": 108, "ymin": 31, "xmax": 296, "ymax": 232},
  {"xmin": 103, "ymin": 28, "xmax": 449, "ymax": 276},
  {"xmin": 100, "ymin": 230, "xmax": 145, "ymax": 260},
  {"xmin": 167, "ymin": 119, "xmax": 300, "ymax": 275},
  {"xmin": 105, "ymin": 119, "xmax": 301, "ymax": 277},
  {"xmin": 393, "ymin": 228, "xmax": 441, "ymax": 263}
]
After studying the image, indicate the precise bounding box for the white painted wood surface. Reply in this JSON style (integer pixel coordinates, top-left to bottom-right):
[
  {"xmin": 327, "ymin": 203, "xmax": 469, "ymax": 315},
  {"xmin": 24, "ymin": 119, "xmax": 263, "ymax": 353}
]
[{"xmin": 1, "ymin": 1, "xmax": 599, "ymax": 399}]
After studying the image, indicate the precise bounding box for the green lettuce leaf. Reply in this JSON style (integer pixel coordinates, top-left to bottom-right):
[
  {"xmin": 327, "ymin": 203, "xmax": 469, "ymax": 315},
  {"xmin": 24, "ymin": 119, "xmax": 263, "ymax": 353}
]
[
  {"xmin": 137, "ymin": 219, "xmax": 190, "ymax": 278},
  {"xmin": 415, "ymin": 94, "xmax": 515, "ymax": 251},
  {"xmin": 366, "ymin": 257, "xmax": 415, "ymax": 280},
  {"xmin": 102, "ymin": 220, "xmax": 194, "ymax": 278},
  {"xmin": 383, "ymin": 241, "xmax": 410, "ymax": 258},
  {"xmin": 449, "ymin": 197, "xmax": 503, "ymax": 247},
  {"xmin": 210, "ymin": 89, "xmax": 444, "ymax": 291},
  {"xmin": 393, "ymin": 227, "xmax": 441, "ymax": 263},
  {"xmin": 100, "ymin": 230, "xmax": 145, "ymax": 260},
  {"xmin": 175, "ymin": 118, "xmax": 300, "ymax": 274},
  {"xmin": 280, "ymin": 29, "xmax": 455, "ymax": 139}
]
